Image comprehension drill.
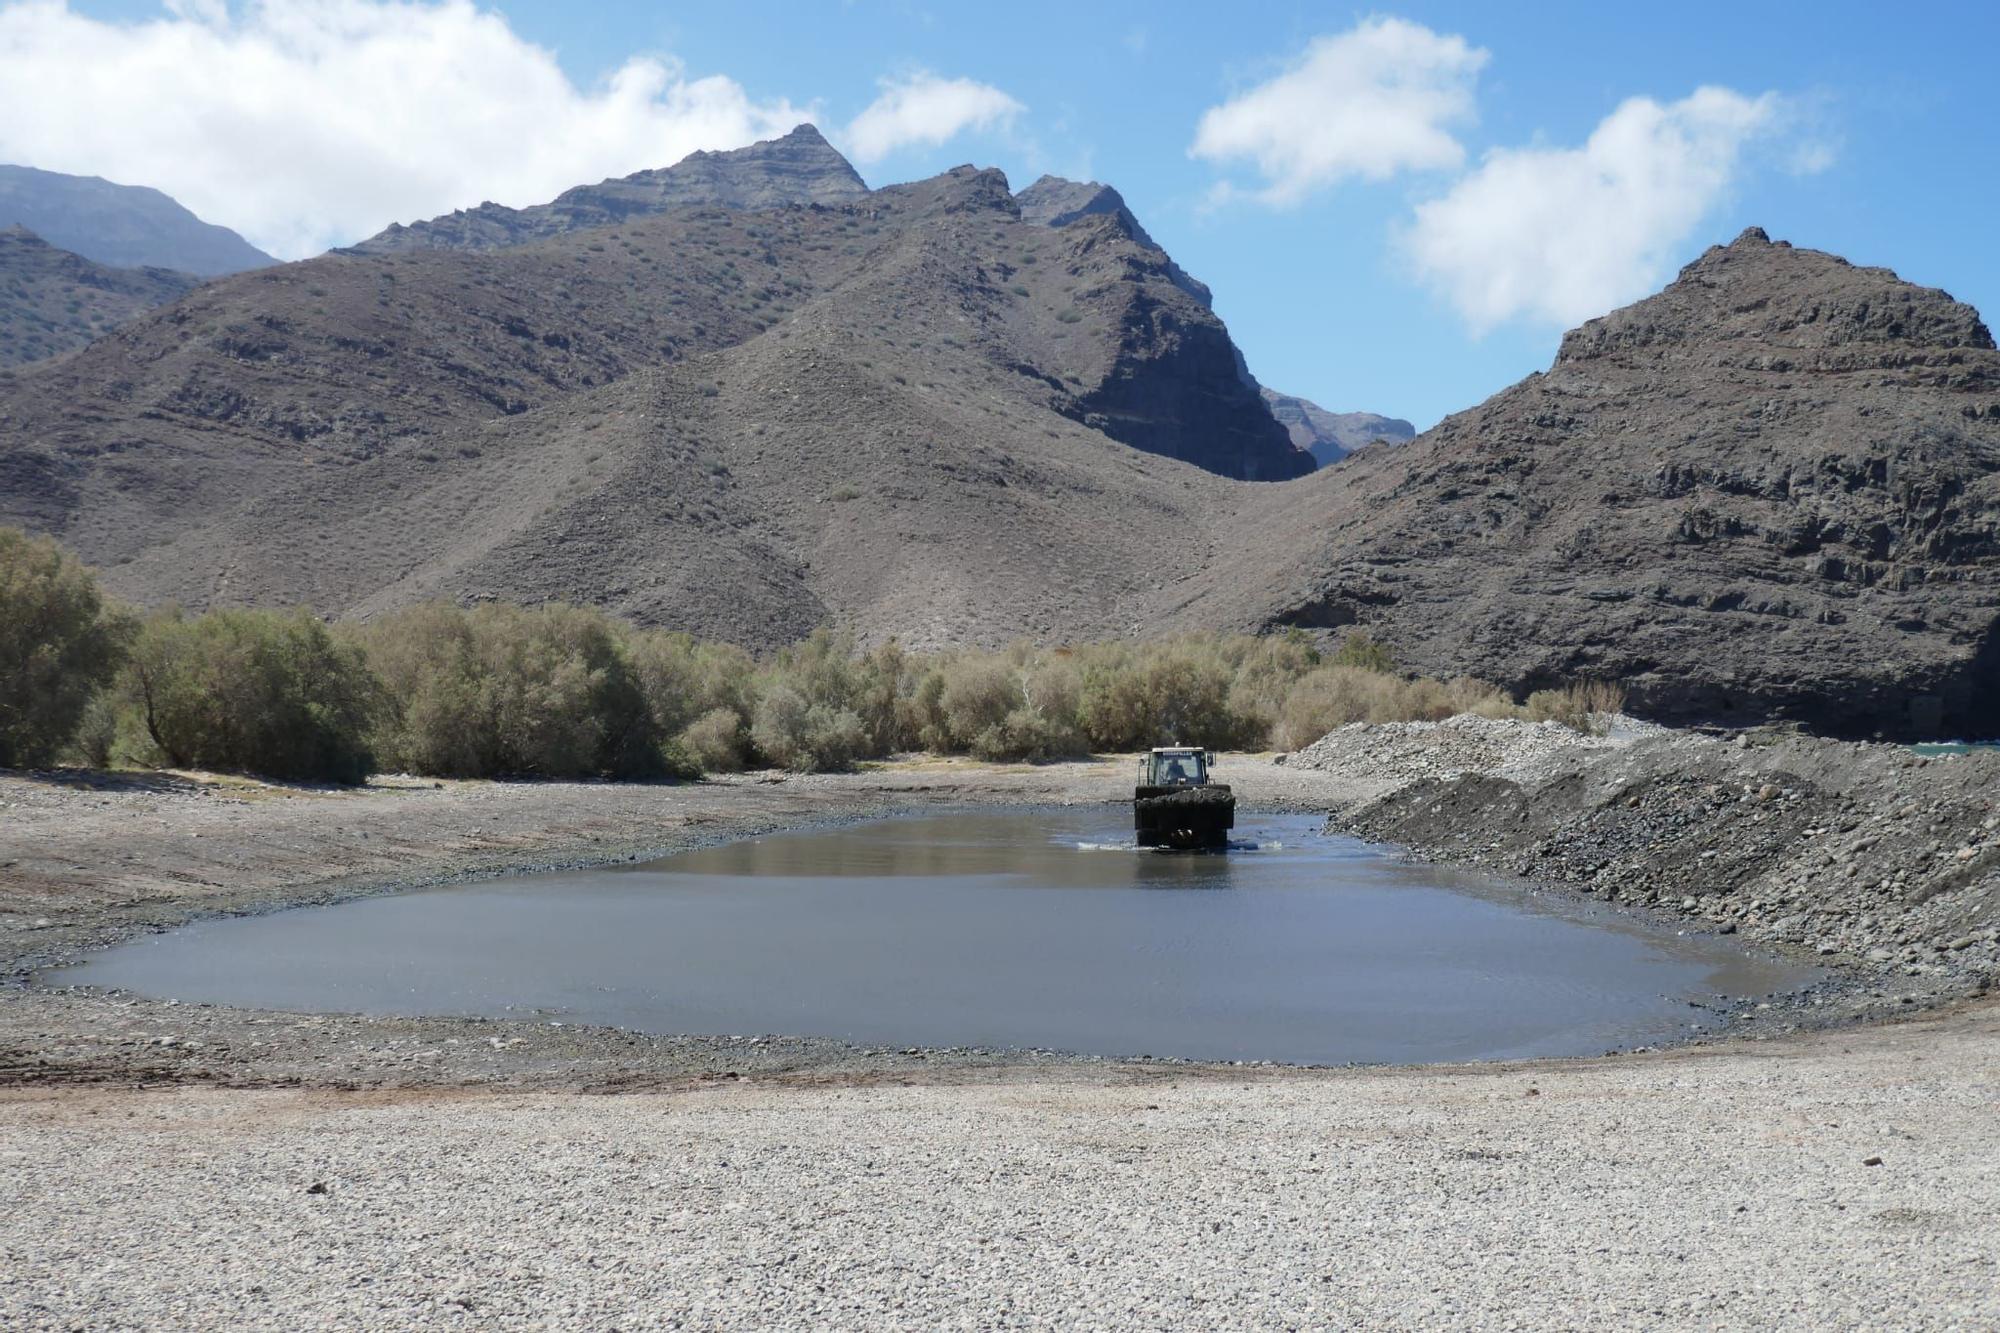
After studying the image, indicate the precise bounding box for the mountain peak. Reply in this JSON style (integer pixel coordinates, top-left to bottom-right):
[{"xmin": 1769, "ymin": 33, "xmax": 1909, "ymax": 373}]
[
  {"xmin": 1014, "ymin": 174, "xmax": 1214, "ymax": 309},
  {"xmin": 350, "ymin": 125, "xmax": 868, "ymax": 256},
  {"xmin": 1561, "ymin": 228, "xmax": 1996, "ymax": 365},
  {"xmin": 0, "ymin": 164, "xmax": 273, "ymax": 275}
]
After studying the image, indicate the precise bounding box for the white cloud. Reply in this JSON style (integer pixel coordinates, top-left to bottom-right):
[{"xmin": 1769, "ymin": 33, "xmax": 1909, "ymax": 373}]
[
  {"xmin": 1402, "ymin": 87, "xmax": 1781, "ymax": 333},
  {"xmin": 1190, "ymin": 18, "xmax": 1488, "ymax": 205},
  {"xmin": 841, "ymin": 72, "xmax": 1023, "ymax": 164},
  {"xmin": 0, "ymin": 0, "xmax": 815, "ymax": 258}
]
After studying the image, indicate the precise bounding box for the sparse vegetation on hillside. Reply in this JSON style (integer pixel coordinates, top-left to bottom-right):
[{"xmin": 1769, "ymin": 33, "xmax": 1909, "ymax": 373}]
[{"xmin": 0, "ymin": 528, "xmax": 1633, "ymax": 780}]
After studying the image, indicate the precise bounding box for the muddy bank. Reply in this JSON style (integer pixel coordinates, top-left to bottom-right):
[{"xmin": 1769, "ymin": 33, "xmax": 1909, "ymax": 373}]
[
  {"xmin": 0, "ymin": 755, "xmax": 1371, "ymax": 1088},
  {"xmin": 1300, "ymin": 719, "xmax": 2000, "ymax": 1027}
]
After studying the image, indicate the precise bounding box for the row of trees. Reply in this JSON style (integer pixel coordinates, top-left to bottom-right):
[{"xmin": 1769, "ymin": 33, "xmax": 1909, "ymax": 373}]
[{"xmin": 0, "ymin": 528, "xmax": 1618, "ymax": 783}]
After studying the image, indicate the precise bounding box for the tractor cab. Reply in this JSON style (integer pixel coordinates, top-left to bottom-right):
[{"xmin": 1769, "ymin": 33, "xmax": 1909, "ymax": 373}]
[{"xmin": 1140, "ymin": 747, "xmax": 1210, "ymax": 788}]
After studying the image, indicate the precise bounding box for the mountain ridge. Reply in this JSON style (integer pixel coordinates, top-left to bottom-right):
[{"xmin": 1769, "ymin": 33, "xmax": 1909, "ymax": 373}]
[
  {"xmin": 1177, "ymin": 227, "xmax": 2000, "ymax": 738},
  {"xmin": 348, "ymin": 124, "xmax": 870, "ymax": 255},
  {"xmin": 0, "ymin": 164, "xmax": 273, "ymax": 275},
  {"xmin": 1259, "ymin": 388, "xmax": 1415, "ymax": 465}
]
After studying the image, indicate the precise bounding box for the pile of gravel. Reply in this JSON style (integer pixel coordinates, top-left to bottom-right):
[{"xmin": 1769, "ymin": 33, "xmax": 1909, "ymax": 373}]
[
  {"xmin": 1284, "ymin": 713, "xmax": 1647, "ymax": 786},
  {"xmin": 1331, "ymin": 726, "xmax": 2000, "ymax": 1001}
]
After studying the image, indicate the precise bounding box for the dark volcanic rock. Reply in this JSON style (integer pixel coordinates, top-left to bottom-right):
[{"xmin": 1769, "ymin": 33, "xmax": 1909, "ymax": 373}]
[
  {"xmin": 1016, "ymin": 175, "xmax": 1311, "ymax": 481},
  {"xmin": 1187, "ymin": 228, "xmax": 2000, "ymax": 740},
  {"xmin": 0, "ymin": 226, "xmax": 201, "ymax": 368},
  {"xmin": 0, "ymin": 165, "xmax": 273, "ymax": 275},
  {"xmin": 1259, "ymin": 387, "xmax": 1415, "ymax": 465},
  {"xmin": 1015, "ymin": 175, "xmax": 1212, "ymax": 307},
  {"xmin": 349, "ymin": 125, "xmax": 869, "ymax": 255}
]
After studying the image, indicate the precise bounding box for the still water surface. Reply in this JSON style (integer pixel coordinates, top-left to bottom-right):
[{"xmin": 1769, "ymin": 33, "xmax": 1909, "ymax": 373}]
[{"xmin": 59, "ymin": 810, "xmax": 1816, "ymax": 1065}]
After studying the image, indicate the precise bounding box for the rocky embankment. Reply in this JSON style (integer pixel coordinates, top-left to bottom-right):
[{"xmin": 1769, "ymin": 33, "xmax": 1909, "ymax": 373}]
[{"xmin": 1291, "ymin": 717, "xmax": 2000, "ymax": 1006}]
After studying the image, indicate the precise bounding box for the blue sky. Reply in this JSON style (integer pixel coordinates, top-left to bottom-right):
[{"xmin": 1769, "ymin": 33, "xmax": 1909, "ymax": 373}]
[{"xmin": 10, "ymin": 1, "xmax": 2000, "ymax": 428}]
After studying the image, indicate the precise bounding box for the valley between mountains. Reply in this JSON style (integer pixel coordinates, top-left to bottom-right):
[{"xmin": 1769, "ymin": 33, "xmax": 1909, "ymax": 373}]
[{"xmin": 2, "ymin": 125, "xmax": 1997, "ymax": 739}]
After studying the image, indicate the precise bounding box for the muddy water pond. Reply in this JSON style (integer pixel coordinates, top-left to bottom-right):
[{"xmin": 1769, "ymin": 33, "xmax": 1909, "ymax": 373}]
[{"xmin": 58, "ymin": 810, "xmax": 1817, "ymax": 1065}]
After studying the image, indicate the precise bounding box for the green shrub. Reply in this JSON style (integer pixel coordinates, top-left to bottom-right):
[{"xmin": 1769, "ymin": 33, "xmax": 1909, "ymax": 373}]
[
  {"xmin": 750, "ymin": 685, "xmax": 867, "ymax": 772},
  {"xmin": 679, "ymin": 706, "xmax": 748, "ymax": 772},
  {"xmin": 1330, "ymin": 631, "xmax": 1395, "ymax": 673},
  {"xmin": 126, "ymin": 608, "xmax": 379, "ymax": 783},
  {"xmin": 937, "ymin": 657, "xmax": 1021, "ymax": 748},
  {"xmin": 0, "ymin": 528, "xmax": 133, "ymax": 768},
  {"xmin": 1074, "ymin": 642, "xmax": 1254, "ymax": 750},
  {"xmin": 358, "ymin": 603, "xmax": 661, "ymax": 779}
]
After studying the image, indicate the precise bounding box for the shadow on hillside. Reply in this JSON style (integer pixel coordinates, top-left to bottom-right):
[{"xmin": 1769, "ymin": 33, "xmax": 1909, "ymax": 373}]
[{"xmin": 2, "ymin": 766, "xmax": 214, "ymax": 797}]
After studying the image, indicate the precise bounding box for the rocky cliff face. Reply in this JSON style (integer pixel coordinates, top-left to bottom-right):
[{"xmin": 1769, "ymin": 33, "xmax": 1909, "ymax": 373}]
[
  {"xmin": 1184, "ymin": 228, "xmax": 2000, "ymax": 739},
  {"xmin": 0, "ymin": 226, "xmax": 201, "ymax": 368},
  {"xmin": 1259, "ymin": 388, "xmax": 1414, "ymax": 465},
  {"xmin": 0, "ymin": 165, "xmax": 272, "ymax": 275},
  {"xmin": 1014, "ymin": 175, "xmax": 1311, "ymax": 480},
  {"xmin": 349, "ymin": 125, "xmax": 869, "ymax": 255}
]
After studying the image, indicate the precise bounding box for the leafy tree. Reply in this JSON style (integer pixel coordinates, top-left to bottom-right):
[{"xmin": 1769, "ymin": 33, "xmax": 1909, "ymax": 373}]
[
  {"xmin": 127, "ymin": 608, "xmax": 379, "ymax": 783},
  {"xmin": 0, "ymin": 528, "xmax": 133, "ymax": 767}
]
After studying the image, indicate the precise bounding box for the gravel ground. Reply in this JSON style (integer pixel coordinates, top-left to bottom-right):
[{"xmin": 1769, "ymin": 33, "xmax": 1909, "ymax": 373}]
[
  {"xmin": 5, "ymin": 736, "xmax": 1999, "ymax": 1328},
  {"xmin": 2, "ymin": 999, "xmax": 1995, "ymax": 1330}
]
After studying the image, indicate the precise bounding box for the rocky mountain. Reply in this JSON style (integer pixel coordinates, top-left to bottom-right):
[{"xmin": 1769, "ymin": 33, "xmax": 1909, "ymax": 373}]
[
  {"xmin": 5, "ymin": 137, "xmax": 1994, "ymax": 741},
  {"xmin": 0, "ymin": 150, "xmax": 1307, "ymax": 644},
  {"xmin": 1014, "ymin": 176, "xmax": 1215, "ymax": 309},
  {"xmin": 1182, "ymin": 228, "xmax": 2000, "ymax": 740},
  {"xmin": 0, "ymin": 165, "xmax": 273, "ymax": 276},
  {"xmin": 349, "ymin": 125, "xmax": 869, "ymax": 255},
  {"xmin": 0, "ymin": 226, "xmax": 200, "ymax": 368},
  {"xmin": 1259, "ymin": 388, "xmax": 1415, "ymax": 465}
]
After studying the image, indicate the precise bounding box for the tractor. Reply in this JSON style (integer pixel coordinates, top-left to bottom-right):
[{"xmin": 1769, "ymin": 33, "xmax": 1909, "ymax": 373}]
[{"xmin": 1133, "ymin": 746, "xmax": 1235, "ymax": 850}]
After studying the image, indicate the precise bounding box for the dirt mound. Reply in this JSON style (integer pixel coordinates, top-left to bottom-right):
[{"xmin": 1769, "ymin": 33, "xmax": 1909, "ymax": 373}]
[
  {"xmin": 1286, "ymin": 714, "xmax": 1642, "ymax": 784},
  {"xmin": 1325, "ymin": 723, "xmax": 2000, "ymax": 994}
]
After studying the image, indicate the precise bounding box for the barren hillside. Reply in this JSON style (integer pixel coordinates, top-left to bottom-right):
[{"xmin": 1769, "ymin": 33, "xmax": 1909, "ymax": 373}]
[
  {"xmin": 0, "ymin": 226, "xmax": 199, "ymax": 368},
  {"xmin": 1187, "ymin": 229, "xmax": 2000, "ymax": 738}
]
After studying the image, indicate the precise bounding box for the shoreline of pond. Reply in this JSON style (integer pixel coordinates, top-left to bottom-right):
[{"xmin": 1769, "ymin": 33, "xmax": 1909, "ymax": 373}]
[{"xmin": 3, "ymin": 748, "xmax": 1983, "ymax": 1090}]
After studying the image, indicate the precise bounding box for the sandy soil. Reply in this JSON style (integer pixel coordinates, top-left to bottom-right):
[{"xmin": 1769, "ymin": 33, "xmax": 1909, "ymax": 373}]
[{"xmin": 3, "ymin": 749, "xmax": 1996, "ymax": 1328}]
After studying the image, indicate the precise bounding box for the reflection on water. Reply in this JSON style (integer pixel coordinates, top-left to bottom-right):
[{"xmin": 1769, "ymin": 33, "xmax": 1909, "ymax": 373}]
[{"xmin": 54, "ymin": 809, "xmax": 1818, "ymax": 1066}]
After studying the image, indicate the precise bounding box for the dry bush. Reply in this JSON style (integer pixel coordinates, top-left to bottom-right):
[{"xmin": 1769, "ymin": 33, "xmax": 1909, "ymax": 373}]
[{"xmin": 1526, "ymin": 680, "xmax": 1627, "ymax": 735}]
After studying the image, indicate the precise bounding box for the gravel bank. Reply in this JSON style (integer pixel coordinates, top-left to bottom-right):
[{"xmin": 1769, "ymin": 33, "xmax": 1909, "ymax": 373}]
[
  {"xmin": 1301, "ymin": 722, "xmax": 2000, "ymax": 1024},
  {"xmin": 3, "ymin": 999, "xmax": 1995, "ymax": 1330}
]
